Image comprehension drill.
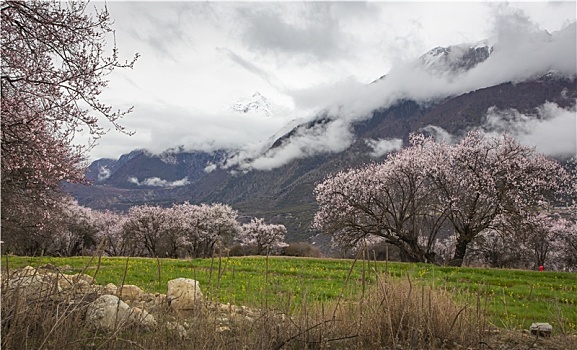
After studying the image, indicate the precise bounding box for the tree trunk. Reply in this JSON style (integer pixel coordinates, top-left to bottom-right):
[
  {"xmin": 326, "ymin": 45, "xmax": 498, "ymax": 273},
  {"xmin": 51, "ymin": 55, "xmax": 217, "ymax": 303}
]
[
  {"xmin": 398, "ymin": 247, "xmax": 421, "ymax": 262},
  {"xmin": 398, "ymin": 240, "xmax": 428, "ymax": 263},
  {"xmin": 449, "ymin": 237, "xmax": 470, "ymax": 267}
]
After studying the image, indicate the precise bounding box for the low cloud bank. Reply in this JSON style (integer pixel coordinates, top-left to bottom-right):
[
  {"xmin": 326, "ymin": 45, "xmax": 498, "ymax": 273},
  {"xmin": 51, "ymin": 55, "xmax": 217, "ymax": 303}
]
[
  {"xmin": 128, "ymin": 176, "xmax": 190, "ymax": 187},
  {"xmin": 236, "ymin": 118, "xmax": 354, "ymax": 171},
  {"xmin": 419, "ymin": 102, "xmax": 576, "ymax": 159},
  {"xmin": 418, "ymin": 125, "xmax": 458, "ymax": 144},
  {"xmin": 365, "ymin": 138, "xmax": 403, "ymax": 158},
  {"xmin": 483, "ymin": 102, "xmax": 576, "ymax": 158}
]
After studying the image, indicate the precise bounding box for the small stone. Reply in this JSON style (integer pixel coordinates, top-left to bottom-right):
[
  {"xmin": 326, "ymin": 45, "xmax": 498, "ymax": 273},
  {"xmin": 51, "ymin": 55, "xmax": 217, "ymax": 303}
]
[
  {"xmin": 530, "ymin": 322, "xmax": 552, "ymax": 337},
  {"xmin": 14, "ymin": 266, "xmax": 36, "ymax": 277},
  {"xmin": 72, "ymin": 273, "xmax": 94, "ymax": 284},
  {"xmin": 167, "ymin": 322, "xmax": 188, "ymax": 339},
  {"xmin": 59, "ymin": 264, "xmax": 73, "ymax": 272},
  {"xmin": 132, "ymin": 300, "xmax": 145, "ymax": 309},
  {"xmin": 86, "ymin": 295, "xmax": 156, "ymax": 332},
  {"xmin": 104, "ymin": 283, "xmax": 118, "ymax": 295},
  {"xmin": 118, "ymin": 284, "xmax": 144, "ymax": 300},
  {"xmin": 59, "ymin": 273, "xmax": 95, "ymax": 288},
  {"xmin": 217, "ymin": 325, "xmax": 231, "ymax": 333},
  {"xmin": 41, "ymin": 263, "xmax": 57, "ymax": 270},
  {"xmin": 8, "ymin": 273, "xmax": 61, "ymax": 298},
  {"xmin": 130, "ymin": 307, "xmax": 157, "ymax": 329},
  {"xmin": 75, "ymin": 279, "xmax": 91, "ymax": 290},
  {"xmin": 153, "ymin": 293, "xmax": 167, "ymax": 306},
  {"xmin": 58, "ymin": 275, "xmax": 75, "ymax": 290}
]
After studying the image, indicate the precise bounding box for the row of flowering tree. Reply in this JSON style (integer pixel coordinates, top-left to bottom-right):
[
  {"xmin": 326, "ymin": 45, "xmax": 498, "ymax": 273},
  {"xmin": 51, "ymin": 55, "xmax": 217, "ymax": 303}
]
[
  {"xmin": 115, "ymin": 203, "xmax": 241, "ymax": 258},
  {"xmin": 314, "ymin": 131, "xmax": 576, "ymax": 269},
  {"xmin": 2, "ymin": 198, "xmax": 288, "ymax": 258}
]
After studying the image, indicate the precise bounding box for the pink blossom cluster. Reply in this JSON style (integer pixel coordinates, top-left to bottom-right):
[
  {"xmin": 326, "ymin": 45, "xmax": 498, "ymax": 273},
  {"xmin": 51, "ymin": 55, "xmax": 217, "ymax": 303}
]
[{"xmin": 237, "ymin": 217, "xmax": 288, "ymax": 255}]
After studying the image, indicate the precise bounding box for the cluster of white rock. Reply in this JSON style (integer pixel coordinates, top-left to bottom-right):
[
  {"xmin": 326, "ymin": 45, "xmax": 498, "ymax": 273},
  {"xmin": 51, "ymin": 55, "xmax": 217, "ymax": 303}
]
[{"xmin": 3, "ymin": 265, "xmax": 259, "ymax": 337}]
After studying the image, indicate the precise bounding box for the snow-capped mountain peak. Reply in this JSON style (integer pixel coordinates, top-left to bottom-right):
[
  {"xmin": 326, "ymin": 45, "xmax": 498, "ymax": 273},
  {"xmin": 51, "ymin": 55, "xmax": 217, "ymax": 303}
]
[
  {"xmin": 230, "ymin": 91, "xmax": 274, "ymax": 116},
  {"xmin": 419, "ymin": 41, "xmax": 492, "ymax": 75}
]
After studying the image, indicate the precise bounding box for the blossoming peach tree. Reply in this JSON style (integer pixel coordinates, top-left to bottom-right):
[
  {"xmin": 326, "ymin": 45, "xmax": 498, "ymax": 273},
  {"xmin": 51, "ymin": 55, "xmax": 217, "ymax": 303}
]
[
  {"xmin": 238, "ymin": 217, "xmax": 288, "ymax": 255},
  {"xmin": 313, "ymin": 134, "xmax": 445, "ymax": 263},
  {"xmin": 1, "ymin": 1, "xmax": 138, "ymax": 253},
  {"xmin": 314, "ymin": 131, "xmax": 575, "ymax": 267}
]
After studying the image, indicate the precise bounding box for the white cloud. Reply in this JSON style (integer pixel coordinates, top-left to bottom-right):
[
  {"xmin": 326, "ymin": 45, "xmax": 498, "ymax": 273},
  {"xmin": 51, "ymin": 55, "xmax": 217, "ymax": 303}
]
[
  {"xmin": 127, "ymin": 177, "xmax": 139, "ymax": 185},
  {"xmin": 483, "ymin": 102, "xmax": 577, "ymax": 158},
  {"xmin": 418, "ymin": 125, "xmax": 459, "ymax": 144},
  {"xmin": 89, "ymin": 103, "xmax": 290, "ymax": 160},
  {"xmin": 365, "ymin": 138, "xmax": 403, "ymax": 158},
  {"xmin": 410, "ymin": 102, "xmax": 576, "ymax": 159},
  {"xmin": 236, "ymin": 3, "xmax": 348, "ymax": 61},
  {"xmin": 97, "ymin": 166, "xmax": 111, "ymax": 182},
  {"xmin": 238, "ymin": 118, "xmax": 354, "ymax": 171},
  {"xmin": 127, "ymin": 176, "xmax": 190, "ymax": 188},
  {"xmin": 204, "ymin": 163, "xmax": 217, "ymax": 173}
]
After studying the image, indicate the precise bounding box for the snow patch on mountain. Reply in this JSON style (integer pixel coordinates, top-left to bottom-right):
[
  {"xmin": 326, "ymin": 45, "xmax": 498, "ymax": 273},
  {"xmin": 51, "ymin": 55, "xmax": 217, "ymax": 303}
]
[
  {"xmin": 230, "ymin": 92, "xmax": 274, "ymax": 116},
  {"xmin": 159, "ymin": 151, "xmax": 178, "ymax": 165},
  {"xmin": 419, "ymin": 41, "xmax": 492, "ymax": 76}
]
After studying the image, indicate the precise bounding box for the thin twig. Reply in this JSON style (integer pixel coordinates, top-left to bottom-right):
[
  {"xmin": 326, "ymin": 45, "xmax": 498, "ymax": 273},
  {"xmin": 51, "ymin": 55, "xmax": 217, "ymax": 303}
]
[
  {"xmin": 156, "ymin": 256, "xmax": 161, "ymax": 291},
  {"xmin": 332, "ymin": 248, "xmax": 363, "ymax": 320},
  {"xmin": 273, "ymin": 319, "xmax": 341, "ymax": 350},
  {"xmin": 119, "ymin": 256, "xmax": 130, "ymax": 296},
  {"xmin": 92, "ymin": 238, "xmax": 106, "ymax": 283}
]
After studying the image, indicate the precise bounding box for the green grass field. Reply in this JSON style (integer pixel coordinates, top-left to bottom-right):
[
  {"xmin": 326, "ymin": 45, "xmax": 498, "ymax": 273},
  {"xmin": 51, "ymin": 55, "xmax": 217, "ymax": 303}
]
[{"xmin": 3, "ymin": 255, "xmax": 576, "ymax": 333}]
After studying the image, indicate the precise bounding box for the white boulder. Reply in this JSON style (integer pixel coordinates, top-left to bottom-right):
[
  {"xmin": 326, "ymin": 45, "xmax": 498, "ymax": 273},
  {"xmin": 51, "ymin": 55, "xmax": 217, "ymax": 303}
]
[
  {"xmin": 167, "ymin": 278, "xmax": 203, "ymax": 312},
  {"xmin": 86, "ymin": 294, "xmax": 156, "ymax": 331},
  {"xmin": 86, "ymin": 295, "xmax": 132, "ymax": 331},
  {"xmin": 130, "ymin": 306, "xmax": 157, "ymax": 329}
]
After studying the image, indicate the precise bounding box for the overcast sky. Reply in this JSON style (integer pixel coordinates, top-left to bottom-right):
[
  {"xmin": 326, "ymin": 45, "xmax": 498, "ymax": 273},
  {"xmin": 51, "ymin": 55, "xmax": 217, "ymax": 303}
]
[{"xmin": 87, "ymin": 1, "xmax": 576, "ymax": 165}]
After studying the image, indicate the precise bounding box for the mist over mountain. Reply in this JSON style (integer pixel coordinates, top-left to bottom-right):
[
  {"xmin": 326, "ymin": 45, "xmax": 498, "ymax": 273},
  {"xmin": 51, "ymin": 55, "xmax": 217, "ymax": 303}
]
[{"xmin": 69, "ymin": 30, "xmax": 577, "ymax": 244}]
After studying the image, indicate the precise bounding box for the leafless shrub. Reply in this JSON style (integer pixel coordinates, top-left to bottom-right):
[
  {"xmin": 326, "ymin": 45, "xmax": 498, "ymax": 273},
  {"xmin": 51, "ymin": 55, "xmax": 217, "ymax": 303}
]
[{"xmin": 283, "ymin": 242, "xmax": 323, "ymax": 258}]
